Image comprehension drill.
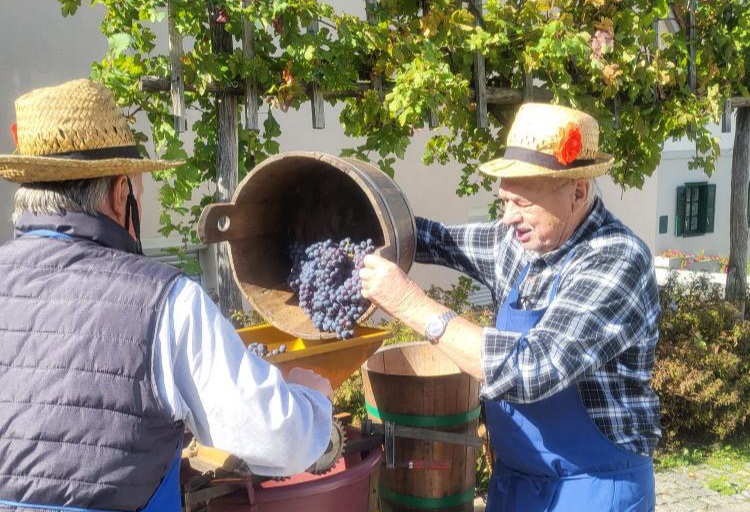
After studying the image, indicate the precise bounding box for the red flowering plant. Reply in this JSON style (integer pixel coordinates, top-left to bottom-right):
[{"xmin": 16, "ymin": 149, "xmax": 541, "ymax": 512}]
[
  {"xmin": 659, "ymin": 249, "xmax": 729, "ymax": 273},
  {"xmin": 554, "ymin": 122, "xmax": 582, "ymax": 165}
]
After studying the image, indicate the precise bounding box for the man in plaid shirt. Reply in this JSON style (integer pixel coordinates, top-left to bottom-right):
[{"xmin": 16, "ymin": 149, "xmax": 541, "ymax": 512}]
[{"xmin": 360, "ymin": 103, "xmax": 660, "ymax": 511}]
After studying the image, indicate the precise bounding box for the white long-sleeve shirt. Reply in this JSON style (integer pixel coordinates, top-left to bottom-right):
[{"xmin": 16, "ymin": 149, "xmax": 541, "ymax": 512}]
[{"xmin": 153, "ymin": 276, "xmax": 332, "ymax": 476}]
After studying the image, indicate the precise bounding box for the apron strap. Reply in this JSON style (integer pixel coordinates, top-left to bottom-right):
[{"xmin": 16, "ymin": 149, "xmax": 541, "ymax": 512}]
[{"xmin": 546, "ymin": 248, "xmax": 578, "ymax": 302}]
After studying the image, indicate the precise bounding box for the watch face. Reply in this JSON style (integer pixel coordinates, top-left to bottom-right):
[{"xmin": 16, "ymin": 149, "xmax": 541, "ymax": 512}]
[{"xmin": 426, "ymin": 318, "xmax": 444, "ymax": 339}]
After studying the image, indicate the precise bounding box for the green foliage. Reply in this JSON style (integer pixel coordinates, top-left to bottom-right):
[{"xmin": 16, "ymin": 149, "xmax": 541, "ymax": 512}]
[
  {"xmin": 654, "ymin": 273, "xmax": 750, "ymax": 449},
  {"xmin": 56, "ymin": 0, "xmax": 749, "ymax": 242},
  {"xmin": 228, "ymin": 308, "xmax": 266, "ymax": 329},
  {"xmin": 332, "ymin": 369, "xmax": 366, "ymax": 424}
]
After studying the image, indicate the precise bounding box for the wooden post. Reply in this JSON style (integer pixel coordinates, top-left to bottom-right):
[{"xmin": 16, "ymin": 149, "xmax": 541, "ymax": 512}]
[
  {"xmin": 524, "ymin": 71, "xmax": 534, "ymax": 102},
  {"xmin": 308, "ymin": 19, "xmax": 325, "ymax": 129},
  {"xmin": 168, "ymin": 0, "xmax": 187, "ymax": 132},
  {"xmin": 726, "ymin": 106, "xmax": 749, "ymax": 315},
  {"xmin": 140, "ymin": 75, "xmax": 551, "ymax": 108},
  {"xmin": 722, "ymin": 98, "xmax": 732, "ymax": 133},
  {"xmin": 613, "ymin": 96, "xmax": 620, "ymax": 130},
  {"xmin": 652, "ymin": 19, "xmax": 661, "ymax": 105},
  {"xmin": 242, "ymin": 0, "xmax": 260, "ymax": 131},
  {"xmin": 209, "ymin": 2, "xmax": 243, "ymax": 317},
  {"xmin": 471, "ymin": 0, "xmax": 487, "ymax": 128},
  {"xmin": 688, "ymin": 0, "xmax": 696, "ymax": 92},
  {"xmin": 421, "ymin": 1, "xmax": 439, "ymax": 129},
  {"xmin": 365, "ymin": 0, "xmax": 383, "ymax": 100}
]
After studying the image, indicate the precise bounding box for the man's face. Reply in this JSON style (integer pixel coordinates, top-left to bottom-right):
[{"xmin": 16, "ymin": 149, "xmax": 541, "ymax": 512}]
[
  {"xmin": 133, "ymin": 173, "xmax": 144, "ymax": 209},
  {"xmin": 498, "ymin": 177, "xmax": 581, "ymax": 254}
]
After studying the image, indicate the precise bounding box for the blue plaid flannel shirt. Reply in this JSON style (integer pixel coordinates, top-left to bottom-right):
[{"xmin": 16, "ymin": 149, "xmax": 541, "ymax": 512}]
[{"xmin": 415, "ymin": 198, "xmax": 661, "ymax": 456}]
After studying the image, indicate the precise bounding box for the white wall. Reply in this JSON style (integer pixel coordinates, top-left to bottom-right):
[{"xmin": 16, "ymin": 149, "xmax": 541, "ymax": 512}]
[{"xmin": 597, "ymin": 173, "xmax": 659, "ymax": 251}]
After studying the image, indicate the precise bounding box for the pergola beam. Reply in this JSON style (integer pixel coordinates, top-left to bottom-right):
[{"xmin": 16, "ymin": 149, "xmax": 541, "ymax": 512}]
[{"xmin": 139, "ymin": 76, "xmax": 552, "ymax": 107}]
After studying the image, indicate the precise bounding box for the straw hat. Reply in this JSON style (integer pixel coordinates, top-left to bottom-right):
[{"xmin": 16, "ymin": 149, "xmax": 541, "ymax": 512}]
[
  {"xmin": 479, "ymin": 103, "xmax": 614, "ymax": 179},
  {"xmin": 0, "ymin": 79, "xmax": 183, "ymax": 183}
]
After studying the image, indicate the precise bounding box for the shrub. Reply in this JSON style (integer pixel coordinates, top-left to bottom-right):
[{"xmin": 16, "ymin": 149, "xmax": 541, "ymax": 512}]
[{"xmin": 654, "ymin": 273, "xmax": 750, "ymax": 449}]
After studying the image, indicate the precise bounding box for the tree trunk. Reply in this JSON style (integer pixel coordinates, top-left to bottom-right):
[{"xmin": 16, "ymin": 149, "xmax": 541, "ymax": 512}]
[
  {"xmin": 725, "ymin": 106, "xmax": 750, "ymax": 316},
  {"xmin": 209, "ymin": 4, "xmax": 243, "ymax": 318}
]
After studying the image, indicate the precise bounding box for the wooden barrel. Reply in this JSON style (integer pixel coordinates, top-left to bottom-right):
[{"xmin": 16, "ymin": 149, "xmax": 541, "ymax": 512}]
[
  {"xmin": 362, "ymin": 343, "xmax": 480, "ymax": 512},
  {"xmin": 197, "ymin": 151, "xmax": 416, "ymax": 339}
]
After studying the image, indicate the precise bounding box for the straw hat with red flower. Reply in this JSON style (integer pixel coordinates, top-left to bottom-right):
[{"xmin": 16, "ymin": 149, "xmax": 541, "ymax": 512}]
[{"xmin": 479, "ymin": 103, "xmax": 614, "ymax": 179}]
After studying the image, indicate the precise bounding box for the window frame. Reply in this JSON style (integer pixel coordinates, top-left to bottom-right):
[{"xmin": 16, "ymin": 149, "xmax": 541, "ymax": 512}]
[{"xmin": 675, "ymin": 182, "xmax": 716, "ymax": 237}]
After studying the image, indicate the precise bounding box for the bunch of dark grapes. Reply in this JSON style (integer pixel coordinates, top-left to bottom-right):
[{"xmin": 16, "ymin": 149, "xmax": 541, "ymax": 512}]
[
  {"xmin": 247, "ymin": 342, "xmax": 286, "ymax": 358},
  {"xmin": 288, "ymin": 238, "xmax": 375, "ymax": 339}
]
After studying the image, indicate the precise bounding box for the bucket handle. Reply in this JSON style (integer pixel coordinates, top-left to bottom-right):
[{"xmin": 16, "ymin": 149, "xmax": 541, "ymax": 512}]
[{"xmin": 197, "ymin": 202, "xmax": 240, "ymax": 244}]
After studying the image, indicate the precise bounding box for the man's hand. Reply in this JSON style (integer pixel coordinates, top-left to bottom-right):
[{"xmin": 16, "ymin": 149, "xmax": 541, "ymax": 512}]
[
  {"xmin": 286, "ymin": 367, "xmax": 333, "ymax": 398},
  {"xmin": 359, "ymin": 254, "xmax": 423, "ymax": 317}
]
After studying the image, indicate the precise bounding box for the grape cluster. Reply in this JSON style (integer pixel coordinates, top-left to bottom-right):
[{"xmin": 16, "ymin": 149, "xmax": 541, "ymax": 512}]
[
  {"xmin": 288, "ymin": 238, "xmax": 375, "ymax": 339},
  {"xmin": 247, "ymin": 342, "xmax": 287, "ymax": 358}
]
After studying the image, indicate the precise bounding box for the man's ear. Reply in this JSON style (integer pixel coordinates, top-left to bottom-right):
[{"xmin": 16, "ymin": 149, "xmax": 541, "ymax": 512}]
[
  {"xmin": 107, "ymin": 175, "xmax": 130, "ymax": 225},
  {"xmin": 573, "ymin": 179, "xmax": 590, "ymax": 212}
]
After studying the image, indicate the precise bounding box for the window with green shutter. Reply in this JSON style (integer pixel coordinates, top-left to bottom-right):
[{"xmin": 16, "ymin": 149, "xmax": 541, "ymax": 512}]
[{"xmin": 675, "ymin": 182, "xmax": 716, "ymax": 237}]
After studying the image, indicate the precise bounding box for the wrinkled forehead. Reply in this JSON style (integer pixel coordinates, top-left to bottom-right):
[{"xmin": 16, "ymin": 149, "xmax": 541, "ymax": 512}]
[{"xmin": 498, "ymin": 176, "xmax": 572, "ymax": 199}]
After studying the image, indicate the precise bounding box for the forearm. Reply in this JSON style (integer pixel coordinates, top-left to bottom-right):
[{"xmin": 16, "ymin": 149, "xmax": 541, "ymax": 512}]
[{"xmin": 392, "ymin": 285, "xmax": 485, "ymax": 382}]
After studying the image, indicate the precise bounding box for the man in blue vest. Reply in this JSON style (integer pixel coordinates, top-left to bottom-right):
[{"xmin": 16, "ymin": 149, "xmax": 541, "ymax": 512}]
[
  {"xmin": 360, "ymin": 103, "xmax": 661, "ymax": 511},
  {"xmin": 0, "ymin": 79, "xmax": 333, "ymax": 511}
]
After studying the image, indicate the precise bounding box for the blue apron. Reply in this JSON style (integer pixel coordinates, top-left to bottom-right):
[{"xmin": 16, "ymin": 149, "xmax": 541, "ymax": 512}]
[
  {"xmin": 0, "ymin": 230, "xmax": 183, "ymax": 512},
  {"xmin": 484, "ymin": 253, "xmax": 655, "ymax": 512}
]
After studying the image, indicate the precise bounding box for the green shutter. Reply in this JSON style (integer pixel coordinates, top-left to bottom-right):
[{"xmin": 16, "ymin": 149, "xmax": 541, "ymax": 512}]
[
  {"xmin": 659, "ymin": 215, "xmax": 668, "ymax": 234},
  {"xmin": 705, "ymin": 184, "xmax": 716, "ymax": 233},
  {"xmin": 675, "ymin": 186, "xmax": 687, "ymax": 236}
]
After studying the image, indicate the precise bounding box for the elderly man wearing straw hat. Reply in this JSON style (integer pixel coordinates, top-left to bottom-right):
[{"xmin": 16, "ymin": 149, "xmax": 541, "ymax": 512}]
[
  {"xmin": 360, "ymin": 103, "xmax": 660, "ymax": 511},
  {"xmin": 0, "ymin": 79, "xmax": 334, "ymax": 512}
]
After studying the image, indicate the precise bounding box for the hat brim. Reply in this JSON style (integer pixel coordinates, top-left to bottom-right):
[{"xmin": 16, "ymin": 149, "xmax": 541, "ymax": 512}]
[
  {"xmin": 478, "ymin": 152, "xmax": 614, "ymax": 179},
  {"xmin": 0, "ymin": 155, "xmax": 184, "ymax": 183}
]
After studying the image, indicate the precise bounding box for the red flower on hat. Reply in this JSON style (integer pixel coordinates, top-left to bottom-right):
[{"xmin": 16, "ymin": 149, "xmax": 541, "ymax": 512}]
[
  {"xmin": 10, "ymin": 123, "xmax": 18, "ymax": 147},
  {"xmin": 555, "ymin": 123, "xmax": 582, "ymax": 165}
]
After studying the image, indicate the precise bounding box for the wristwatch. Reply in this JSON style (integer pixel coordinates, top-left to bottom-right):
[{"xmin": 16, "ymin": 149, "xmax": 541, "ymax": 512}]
[{"xmin": 425, "ymin": 310, "xmax": 458, "ymax": 343}]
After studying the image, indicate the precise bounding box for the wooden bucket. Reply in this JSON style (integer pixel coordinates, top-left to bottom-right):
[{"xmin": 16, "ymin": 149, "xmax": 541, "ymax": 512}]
[
  {"xmin": 197, "ymin": 151, "xmax": 416, "ymax": 340},
  {"xmin": 362, "ymin": 343, "xmax": 480, "ymax": 512}
]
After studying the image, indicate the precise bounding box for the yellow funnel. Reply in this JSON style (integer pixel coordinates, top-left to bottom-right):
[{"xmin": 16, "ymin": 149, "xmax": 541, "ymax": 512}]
[{"xmin": 236, "ymin": 324, "xmax": 389, "ymax": 390}]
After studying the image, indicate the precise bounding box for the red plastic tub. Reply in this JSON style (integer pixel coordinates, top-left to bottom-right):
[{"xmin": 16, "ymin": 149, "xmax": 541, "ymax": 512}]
[{"xmin": 205, "ymin": 439, "xmax": 382, "ymax": 512}]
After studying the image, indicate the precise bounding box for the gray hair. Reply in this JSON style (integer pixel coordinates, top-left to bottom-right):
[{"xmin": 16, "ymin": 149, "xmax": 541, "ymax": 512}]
[
  {"xmin": 586, "ymin": 178, "xmax": 601, "ymax": 209},
  {"xmin": 12, "ymin": 176, "xmax": 117, "ymax": 223}
]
